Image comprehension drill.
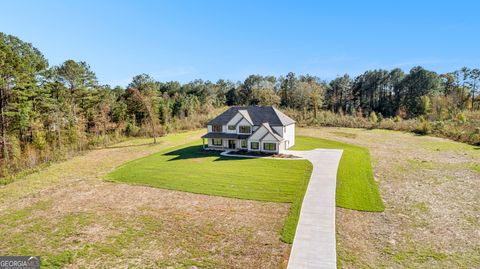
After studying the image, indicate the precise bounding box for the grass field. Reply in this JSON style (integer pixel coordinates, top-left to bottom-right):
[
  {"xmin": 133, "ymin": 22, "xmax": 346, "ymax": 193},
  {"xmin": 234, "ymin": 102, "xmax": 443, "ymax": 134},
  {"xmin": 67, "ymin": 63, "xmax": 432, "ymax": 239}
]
[
  {"xmin": 0, "ymin": 131, "xmax": 294, "ymax": 268},
  {"xmin": 298, "ymin": 127, "xmax": 480, "ymax": 269},
  {"xmin": 106, "ymin": 141, "xmax": 312, "ymax": 243},
  {"xmin": 106, "ymin": 135, "xmax": 382, "ymax": 243},
  {"xmin": 1, "ymin": 128, "xmax": 477, "ymax": 268},
  {"xmin": 292, "ymin": 136, "xmax": 384, "ymax": 212}
]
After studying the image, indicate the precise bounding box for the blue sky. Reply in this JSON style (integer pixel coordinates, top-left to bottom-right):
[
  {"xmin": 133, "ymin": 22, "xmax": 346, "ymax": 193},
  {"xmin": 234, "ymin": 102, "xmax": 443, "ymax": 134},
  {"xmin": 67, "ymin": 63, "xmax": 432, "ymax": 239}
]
[{"xmin": 1, "ymin": 0, "xmax": 479, "ymax": 86}]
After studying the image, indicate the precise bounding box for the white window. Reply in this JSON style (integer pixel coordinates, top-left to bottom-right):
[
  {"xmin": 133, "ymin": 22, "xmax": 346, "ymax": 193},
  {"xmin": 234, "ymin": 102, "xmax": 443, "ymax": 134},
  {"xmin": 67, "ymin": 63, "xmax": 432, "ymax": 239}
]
[
  {"xmin": 241, "ymin": 140, "xmax": 247, "ymax": 148},
  {"xmin": 263, "ymin": 143, "xmax": 276, "ymax": 151},
  {"xmin": 212, "ymin": 125, "xmax": 222, "ymax": 132},
  {"xmin": 239, "ymin": 126, "xmax": 251, "ymax": 133}
]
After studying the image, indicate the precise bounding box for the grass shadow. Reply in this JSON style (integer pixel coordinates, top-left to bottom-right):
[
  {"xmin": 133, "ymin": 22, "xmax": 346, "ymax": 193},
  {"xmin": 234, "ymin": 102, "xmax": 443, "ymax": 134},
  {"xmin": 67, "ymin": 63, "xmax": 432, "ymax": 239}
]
[{"xmin": 164, "ymin": 145, "xmax": 238, "ymax": 162}]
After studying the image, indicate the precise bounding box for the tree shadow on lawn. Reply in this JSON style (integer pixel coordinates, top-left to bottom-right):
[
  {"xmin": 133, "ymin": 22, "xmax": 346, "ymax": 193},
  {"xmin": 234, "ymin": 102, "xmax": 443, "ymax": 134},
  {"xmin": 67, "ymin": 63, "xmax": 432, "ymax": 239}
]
[{"xmin": 164, "ymin": 145, "xmax": 239, "ymax": 162}]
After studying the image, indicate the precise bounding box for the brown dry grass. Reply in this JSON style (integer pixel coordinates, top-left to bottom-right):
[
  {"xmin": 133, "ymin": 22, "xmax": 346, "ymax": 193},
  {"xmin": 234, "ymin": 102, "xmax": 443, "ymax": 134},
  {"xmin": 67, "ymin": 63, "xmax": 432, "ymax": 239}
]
[
  {"xmin": 298, "ymin": 127, "xmax": 480, "ymax": 269},
  {"xmin": 2, "ymin": 127, "xmax": 478, "ymax": 268},
  {"xmin": 0, "ymin": 130, "xmax": 290, "ymax": 268}
]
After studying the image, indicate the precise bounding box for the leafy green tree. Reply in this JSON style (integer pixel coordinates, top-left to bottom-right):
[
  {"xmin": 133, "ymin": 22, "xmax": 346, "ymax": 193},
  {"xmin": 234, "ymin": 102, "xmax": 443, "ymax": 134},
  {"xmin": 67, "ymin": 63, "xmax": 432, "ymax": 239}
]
[
  {"xmin": 0, "ymin": 33, "xmax": 48, "ymax": 159},
  {"xmin": 238, "ymin": 75, "xmax": 276, "ymax": 105},
  {"xmin": 54, "ymin": 60, "xmax": 98, "ymax": 120},
  {"xmin": 126, "ymin": 74, "xmax": 160, "ymax": 124},
  {"xmin": 126, "ymin": 74, "xmax": 160, "ymax": 143},
  {"xmin": 328, "ymin": 74, "xmax": 352, "ymax": 113},
  {"xmin": 468, "ymin": 69, "xmax": 479, "ymax": 109},
  {"xmin": 279, "ymin": 72, "xmax": 296, "ymax": 108},
  {"xmin": 401, "ymin": 67, "xmax": 441, "ymax": 117},
  {"xmin": 250, "ymin": 86, "xmax": 280, "ymax": 106}
]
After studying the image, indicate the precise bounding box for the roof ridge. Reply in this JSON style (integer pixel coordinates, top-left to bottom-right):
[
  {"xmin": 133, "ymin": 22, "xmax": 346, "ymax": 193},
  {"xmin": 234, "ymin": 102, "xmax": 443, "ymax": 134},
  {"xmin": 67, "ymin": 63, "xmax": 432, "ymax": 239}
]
[{"xmin": 207, "ymin": 106, "xmax": 295, "ymax": 126}]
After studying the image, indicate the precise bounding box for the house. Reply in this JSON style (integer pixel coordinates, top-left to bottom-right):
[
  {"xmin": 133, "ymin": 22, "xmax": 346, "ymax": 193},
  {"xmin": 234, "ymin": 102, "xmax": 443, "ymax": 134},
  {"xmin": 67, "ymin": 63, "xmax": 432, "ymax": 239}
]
[{"xmin": 201, "ymin": 106, "xmax": 295, "ymax": 154}]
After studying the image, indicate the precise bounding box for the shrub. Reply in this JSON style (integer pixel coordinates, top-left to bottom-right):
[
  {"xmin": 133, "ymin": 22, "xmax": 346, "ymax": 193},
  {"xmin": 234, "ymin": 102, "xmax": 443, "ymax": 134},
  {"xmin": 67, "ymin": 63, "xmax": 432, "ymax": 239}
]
[
  {"xmin": 33, "ymin": 131, "xmax": 47, "ymax": 150},
  {"xmin": 125, "ymin": 122, "xmax": 140, "ymax": 136},
  {"xmin": 369, "ymin": 112, "xmax": 378, "ymax": 123},
  {"xmin": 456, "ymin": 112, "xmax": 467, "ymax": 123}
]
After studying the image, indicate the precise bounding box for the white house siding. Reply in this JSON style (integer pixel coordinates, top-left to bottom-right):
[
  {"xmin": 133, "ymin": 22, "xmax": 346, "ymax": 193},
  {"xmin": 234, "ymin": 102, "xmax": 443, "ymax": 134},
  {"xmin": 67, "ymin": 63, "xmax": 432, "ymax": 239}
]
[
  {"xmin": 236, "ymin": 118, "xmax": 253, "ymax": 134},
  {"xmin": 278, "ymin": 141, "xmax": 286, "ymax": 153},
  {"xmin": 283, "ymin": 124, "xmax": 295, "ymax": 148},
  {"xmin": 261, "ymin": 133, "xmax": 277, "ymax": 142},
  {"xmin": 259, "ymin": 133, "xmax": 279, "ymax": 154},
  {"xmin": 272, "ymin": 126, "xmax": 284, "ymax": 136},
  {"xmin": 225, "ymin": 112, "xmax": 243, "ymax": 133},
  {"xmin": 205, "ymin": 109, "xmax": 295, "ymax": 153},
  {"xmin": 249, "ymin": 126, "xmax": 268, "ymax": 140}
]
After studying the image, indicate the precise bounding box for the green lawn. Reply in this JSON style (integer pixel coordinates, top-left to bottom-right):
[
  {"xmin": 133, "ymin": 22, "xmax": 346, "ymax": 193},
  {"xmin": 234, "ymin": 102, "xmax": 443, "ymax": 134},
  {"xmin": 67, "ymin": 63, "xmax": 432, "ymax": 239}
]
[
  {"xmin": 107, "ymin": 135, "xmax": 383, "ymax": 244},
  {"xmin": 292, "ymin": 136, "xmax": 384, "ymax": 212},
  {"xmin": 106, "ymin": 141, "xmax": 312, "ymax": 243}
]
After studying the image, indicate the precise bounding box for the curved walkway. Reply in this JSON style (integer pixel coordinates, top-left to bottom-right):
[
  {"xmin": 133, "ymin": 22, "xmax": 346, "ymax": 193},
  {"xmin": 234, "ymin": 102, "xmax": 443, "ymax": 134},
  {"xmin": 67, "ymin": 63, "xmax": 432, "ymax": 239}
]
[
  {"xmin": 220, "ymin": 148, "xmax": 343, "ymax": 268},
  {"xmin": 285, "ymin": 148, "xmax": 343, "ymax": 269}
]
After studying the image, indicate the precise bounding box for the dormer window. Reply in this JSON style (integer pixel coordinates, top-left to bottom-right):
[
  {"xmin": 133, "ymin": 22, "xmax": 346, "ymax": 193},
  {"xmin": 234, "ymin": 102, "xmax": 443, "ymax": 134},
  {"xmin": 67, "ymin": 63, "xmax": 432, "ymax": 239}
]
[
  {"xmin": 212, "ymin": 125, "xmax": 222, "ymax": 132},
  {"xmin": 239, "ymin": 126, "xmax": 251, "ymax": 133}
]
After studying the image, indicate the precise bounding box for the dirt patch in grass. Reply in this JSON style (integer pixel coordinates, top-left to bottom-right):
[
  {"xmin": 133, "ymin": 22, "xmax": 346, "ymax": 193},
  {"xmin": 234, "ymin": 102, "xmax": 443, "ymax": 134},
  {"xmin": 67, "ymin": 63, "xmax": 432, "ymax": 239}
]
[
  {"xmin": 299, "ymin": 127, "xmax": 480, "ymax": 268},
  {"xmin": 0, "ymin": 130, "xmax": 291, "ymax": 268}
]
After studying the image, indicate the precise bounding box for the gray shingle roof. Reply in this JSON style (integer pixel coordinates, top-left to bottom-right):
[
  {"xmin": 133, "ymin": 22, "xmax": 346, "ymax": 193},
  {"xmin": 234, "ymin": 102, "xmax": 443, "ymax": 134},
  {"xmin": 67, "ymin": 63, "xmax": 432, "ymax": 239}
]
[
  {"xmin": 238, "ymin": 110, "xmax": 253, "ymax": 125},
  {"xmin": 207, "ymin": 106, "xmax": 295, "ymax": 126}
]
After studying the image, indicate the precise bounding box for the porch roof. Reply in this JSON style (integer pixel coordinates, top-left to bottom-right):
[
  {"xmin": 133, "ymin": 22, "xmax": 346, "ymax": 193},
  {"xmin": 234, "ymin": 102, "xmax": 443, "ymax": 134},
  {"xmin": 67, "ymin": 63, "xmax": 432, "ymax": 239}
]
[{"xmin": 201, "ymin": 133, "xmax": 250, "ymax": 140}]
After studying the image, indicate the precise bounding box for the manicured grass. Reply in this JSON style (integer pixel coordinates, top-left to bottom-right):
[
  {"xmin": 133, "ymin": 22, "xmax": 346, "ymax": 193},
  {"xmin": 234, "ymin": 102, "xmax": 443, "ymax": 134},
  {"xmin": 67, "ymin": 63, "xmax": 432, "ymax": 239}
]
[
  {"xmin": 107, "ymin": 135, "xmax": 383, "ymax": 243},
  {"xmin": 292, "ymin": 136, "xmax": 384, "ymax": 212},
  {"xmin": 106, "ymin": 141, "xmax": 312, "ymax": 243}
]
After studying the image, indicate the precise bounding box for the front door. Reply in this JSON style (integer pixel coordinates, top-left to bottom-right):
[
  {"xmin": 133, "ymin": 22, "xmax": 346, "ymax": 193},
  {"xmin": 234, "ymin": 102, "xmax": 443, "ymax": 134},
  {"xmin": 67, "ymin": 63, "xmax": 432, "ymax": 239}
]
[{"xmin": 228, "ymin": 140, "xmax": 236, "ymax": 149}]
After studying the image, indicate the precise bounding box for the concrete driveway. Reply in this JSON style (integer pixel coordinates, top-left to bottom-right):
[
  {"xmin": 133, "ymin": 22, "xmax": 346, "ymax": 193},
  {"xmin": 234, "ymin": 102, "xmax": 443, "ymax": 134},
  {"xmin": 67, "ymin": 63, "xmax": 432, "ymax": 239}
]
[{"xmin": 285, "ymin": 148, "xmax": 343, "ymax": 269}]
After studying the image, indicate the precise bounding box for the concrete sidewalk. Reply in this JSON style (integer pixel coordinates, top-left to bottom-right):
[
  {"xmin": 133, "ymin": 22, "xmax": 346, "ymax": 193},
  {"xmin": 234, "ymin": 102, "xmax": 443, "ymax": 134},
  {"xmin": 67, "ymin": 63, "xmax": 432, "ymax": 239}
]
[{"xmin": 285, "ymin": 148, "xmax": 343, "ymax": 269}]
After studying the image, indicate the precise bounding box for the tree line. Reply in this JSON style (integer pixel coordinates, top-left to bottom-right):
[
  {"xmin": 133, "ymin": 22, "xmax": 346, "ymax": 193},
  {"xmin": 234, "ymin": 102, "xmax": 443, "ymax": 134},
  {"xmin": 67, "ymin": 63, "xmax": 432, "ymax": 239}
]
[{"xmin": 1, "ymin": 32, "xmax": 479, "ymax": 177}]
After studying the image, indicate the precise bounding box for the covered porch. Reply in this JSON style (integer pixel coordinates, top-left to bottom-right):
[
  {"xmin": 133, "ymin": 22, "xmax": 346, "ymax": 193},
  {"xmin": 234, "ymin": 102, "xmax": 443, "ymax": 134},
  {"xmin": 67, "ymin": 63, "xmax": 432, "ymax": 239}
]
[{"xmin": 201, "ymin": 133, "xmax": 249, "ymax": 151}]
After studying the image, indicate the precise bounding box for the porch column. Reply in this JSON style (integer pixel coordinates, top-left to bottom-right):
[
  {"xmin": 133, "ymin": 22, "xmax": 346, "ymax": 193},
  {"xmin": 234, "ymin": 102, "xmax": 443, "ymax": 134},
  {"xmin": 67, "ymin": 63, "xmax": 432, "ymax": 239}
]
[{"xmin": 202, "ymin": 138, "xmax": 205, "ymax": 149}]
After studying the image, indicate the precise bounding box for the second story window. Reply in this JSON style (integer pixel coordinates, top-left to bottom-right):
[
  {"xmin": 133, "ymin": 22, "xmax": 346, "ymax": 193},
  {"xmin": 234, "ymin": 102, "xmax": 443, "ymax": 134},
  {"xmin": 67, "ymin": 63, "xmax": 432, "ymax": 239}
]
[
  {"xmin": 228, "ymin": 125, "xmax": 235, "ymax": 130},
  {"xmin": 239, "ymin": 125, "xmax": 251, "ymax": 133},
  {"xmin": 212, "ymin": 125, "xmax": 222, "ymax": 132}
]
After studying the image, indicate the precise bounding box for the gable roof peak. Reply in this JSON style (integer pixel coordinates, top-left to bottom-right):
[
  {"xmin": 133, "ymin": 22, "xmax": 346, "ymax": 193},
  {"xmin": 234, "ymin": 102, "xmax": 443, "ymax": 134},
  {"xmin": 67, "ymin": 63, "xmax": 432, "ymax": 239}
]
[
  {"xmin": 237, "ymin": 109, "xmax": 253, "ymax": 125},
  {"xmin": 207, "ymin": 106, "xmax": 295, "ymax": 126}
]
